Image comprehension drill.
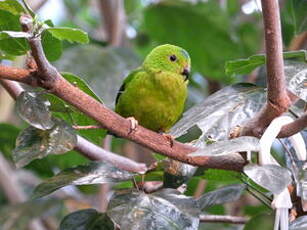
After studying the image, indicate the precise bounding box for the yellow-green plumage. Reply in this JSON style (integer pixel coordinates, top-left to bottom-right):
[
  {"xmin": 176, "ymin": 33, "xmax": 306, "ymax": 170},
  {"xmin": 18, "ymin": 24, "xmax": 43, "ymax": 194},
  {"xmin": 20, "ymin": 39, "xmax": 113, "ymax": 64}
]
[{"xmin": 115, "ymin": 44, "xmax": 191, "ymax": 132}]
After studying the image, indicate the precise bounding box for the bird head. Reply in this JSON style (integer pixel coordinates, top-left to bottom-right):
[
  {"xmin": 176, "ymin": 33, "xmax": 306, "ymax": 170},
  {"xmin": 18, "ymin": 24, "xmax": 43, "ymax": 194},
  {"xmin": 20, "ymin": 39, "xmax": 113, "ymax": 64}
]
[{"xmin": 143, "ymin": 44, "xmax": 191, "ymax": 81}]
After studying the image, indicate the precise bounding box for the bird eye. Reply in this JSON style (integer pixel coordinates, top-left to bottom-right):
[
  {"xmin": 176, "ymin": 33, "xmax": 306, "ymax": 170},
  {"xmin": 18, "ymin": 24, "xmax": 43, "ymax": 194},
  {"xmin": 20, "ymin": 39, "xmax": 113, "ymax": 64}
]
[{"xmin": 169, "ymin": 55, "xmax": 177, "ymax": 62}]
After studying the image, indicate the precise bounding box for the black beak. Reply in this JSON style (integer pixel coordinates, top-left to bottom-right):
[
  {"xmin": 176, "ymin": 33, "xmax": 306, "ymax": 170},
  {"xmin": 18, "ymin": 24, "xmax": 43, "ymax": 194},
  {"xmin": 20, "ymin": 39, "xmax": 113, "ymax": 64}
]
[{"xmin": 182, "ymin": 68, "xmax": 190, "ymax": 81}]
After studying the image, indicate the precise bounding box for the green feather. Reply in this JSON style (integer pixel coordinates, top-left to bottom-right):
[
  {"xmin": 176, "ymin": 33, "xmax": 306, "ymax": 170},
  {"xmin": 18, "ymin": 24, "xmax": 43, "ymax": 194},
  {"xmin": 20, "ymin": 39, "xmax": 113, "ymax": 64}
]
[{"xmin": 115, "ymin": 44, "xmax": 190, "ymax": 132}]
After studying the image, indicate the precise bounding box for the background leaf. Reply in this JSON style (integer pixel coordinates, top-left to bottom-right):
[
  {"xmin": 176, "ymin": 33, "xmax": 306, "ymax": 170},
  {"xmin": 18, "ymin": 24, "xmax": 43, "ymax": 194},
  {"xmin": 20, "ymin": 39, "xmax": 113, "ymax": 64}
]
[
  {"xmin": 46, "ymin": 27, "xmax": 89, "ymax": 44},
  {"xmin": 55, "ymin": 45, "xmax": 140, "ymax": 108},
  {"xmin": 13, "ymin": 119, "xmax": 77, "ymax": 168},
  {"xmin": 0, "ymin": 9, "xmax": 29, "ymax": 55},
  {"xmin": 225, "ymin": 50, "xmax": 307, "ymax": 77},
  {"xmin": 32, "ymin": 161, "xmax": 134, "ymax": 199}
]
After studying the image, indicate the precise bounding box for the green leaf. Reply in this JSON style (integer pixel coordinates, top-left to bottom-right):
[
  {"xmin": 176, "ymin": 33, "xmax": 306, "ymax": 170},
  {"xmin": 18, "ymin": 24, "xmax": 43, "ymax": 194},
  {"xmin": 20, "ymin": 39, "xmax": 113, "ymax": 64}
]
[
  {"xmin": 16, "ymin": 91, "xmax": 55, "ymax": 130},
  {"xmin": 0, "ymin": 9, "xmax": 29, "ymax": 55},
  {"xmin": 225, "ymin": 50, "xmax": 307, "ymax": 77},
  {"xmin": 42, "ymin": 30, "xmax": 63, "ymax": 62},
  {"xmin": 32, "ymin": 162, "xmax": 134, "ymax": 199},
  {"xmin": 60, "ymin": 209, "xmax": 115, "ymax": 230},
  {"xmin": 13, "ymin": 118, "xmax": 77, "ymax": 168},
  {"xmin": 0, "ymin": 0, "xmax": 26, "ymax": 15},
  {"xmin": 45, "ymin": 72, "xmax": 106, "ymax": 144},
  {"xmin": 46, "ymin": 27, "xmax": 89, "ymax": 44}
]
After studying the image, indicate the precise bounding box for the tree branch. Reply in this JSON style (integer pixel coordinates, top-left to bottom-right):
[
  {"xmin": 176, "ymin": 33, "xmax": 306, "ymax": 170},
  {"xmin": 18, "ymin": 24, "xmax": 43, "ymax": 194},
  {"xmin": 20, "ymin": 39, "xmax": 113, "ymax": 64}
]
[
  {"xmin": 278, "ymin": 113, "xmax": 307, "ymax": 138},
  {"xmin": 199, "ymin": 214, "xmax": 249, "ymax": 224},
  {"xmin": 241, "ymin": 0, "xmax": 293, "ymax": 137}
]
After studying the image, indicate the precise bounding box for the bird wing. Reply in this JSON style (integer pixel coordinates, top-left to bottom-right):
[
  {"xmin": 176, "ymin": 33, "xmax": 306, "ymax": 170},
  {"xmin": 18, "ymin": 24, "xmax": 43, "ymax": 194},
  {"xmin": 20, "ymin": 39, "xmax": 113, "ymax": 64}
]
[{"xmin": 115, "ymin": 68, "xmax": 142, "ymax": 105}]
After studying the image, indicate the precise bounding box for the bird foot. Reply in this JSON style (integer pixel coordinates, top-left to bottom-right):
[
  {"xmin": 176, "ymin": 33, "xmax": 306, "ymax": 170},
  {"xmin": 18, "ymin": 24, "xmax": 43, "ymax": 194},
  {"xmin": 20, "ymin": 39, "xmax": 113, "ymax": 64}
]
[
  {"xmin": 162, "ymin": 133, "xmax": 175, "ymax": 147},
  {"xmin": 127, "ymin": 117, "xmax": 138, "ymax": 134}
]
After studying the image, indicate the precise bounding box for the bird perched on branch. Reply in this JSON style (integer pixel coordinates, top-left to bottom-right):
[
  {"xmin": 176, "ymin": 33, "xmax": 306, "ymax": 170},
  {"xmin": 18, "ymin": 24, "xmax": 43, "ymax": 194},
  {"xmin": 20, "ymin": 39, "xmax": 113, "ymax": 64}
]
[{"xmin": 115, "ymin": 44, "xmax": 190, "ymax": 139}]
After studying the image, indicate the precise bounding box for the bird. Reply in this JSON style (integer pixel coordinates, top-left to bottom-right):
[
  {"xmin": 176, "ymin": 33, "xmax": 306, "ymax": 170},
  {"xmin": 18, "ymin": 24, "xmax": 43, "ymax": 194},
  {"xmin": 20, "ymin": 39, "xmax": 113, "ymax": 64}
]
[{"xmin": 115, "ymin": 44, "xmax": 190, "ymax": 140}]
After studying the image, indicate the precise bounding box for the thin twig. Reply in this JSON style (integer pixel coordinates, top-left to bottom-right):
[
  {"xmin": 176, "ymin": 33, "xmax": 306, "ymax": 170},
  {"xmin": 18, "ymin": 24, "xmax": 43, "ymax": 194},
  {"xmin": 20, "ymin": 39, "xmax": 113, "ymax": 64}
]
[
  {"xmin": 72, "ymin": 125, "xmax": 103, "ymax": 130},
  {"xmin": 199, "ymin": 214, "xmax": 249, "ymax": 224}
]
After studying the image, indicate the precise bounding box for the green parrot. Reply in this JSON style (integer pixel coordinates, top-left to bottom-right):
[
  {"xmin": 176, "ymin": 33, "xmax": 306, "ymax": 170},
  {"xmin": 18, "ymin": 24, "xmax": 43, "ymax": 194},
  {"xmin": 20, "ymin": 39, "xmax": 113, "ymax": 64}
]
[{"xmin": 115, "ymin": 44, "xmax": 191, "ymax": 133}]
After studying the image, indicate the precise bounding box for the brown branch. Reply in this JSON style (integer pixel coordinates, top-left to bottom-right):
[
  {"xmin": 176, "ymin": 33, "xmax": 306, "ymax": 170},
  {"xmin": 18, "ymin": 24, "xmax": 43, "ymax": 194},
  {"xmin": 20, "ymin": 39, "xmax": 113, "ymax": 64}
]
[
  {"xmin": 0, "ymin": 65, "xmax": 38, "ymax": 85},
  {"xmin": 199, "ymin": 214, "xmax": 249, "ymax": 224},
  {"xmin": 76, "ymin": 136, "xmax": 147, "ymax": 172},
  {"xmin": 241, "ymin": 0, "xmax": 293, "ymax": 137},
  {"xmin": 278, "ymin": 113, "xmax": 307, "ymax": 138}
]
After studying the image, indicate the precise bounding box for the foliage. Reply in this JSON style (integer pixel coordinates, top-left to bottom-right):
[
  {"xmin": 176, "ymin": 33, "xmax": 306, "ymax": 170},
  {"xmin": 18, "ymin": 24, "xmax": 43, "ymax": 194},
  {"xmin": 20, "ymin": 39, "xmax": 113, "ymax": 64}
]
[{"xmin": 0, "ymin": 0, "xmax": 306, "ymax": 230}]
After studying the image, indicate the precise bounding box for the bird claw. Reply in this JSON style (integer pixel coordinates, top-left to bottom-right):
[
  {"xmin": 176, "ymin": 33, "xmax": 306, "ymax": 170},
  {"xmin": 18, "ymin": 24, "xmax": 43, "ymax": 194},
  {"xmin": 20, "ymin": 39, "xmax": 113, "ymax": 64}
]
[
  {"xmin": 127, "ymin": 117, "xmax": 138, "ymax": 134},
  {"xmin": 162, "ymin": 133, "xmax": 175, "ymax": 147}
]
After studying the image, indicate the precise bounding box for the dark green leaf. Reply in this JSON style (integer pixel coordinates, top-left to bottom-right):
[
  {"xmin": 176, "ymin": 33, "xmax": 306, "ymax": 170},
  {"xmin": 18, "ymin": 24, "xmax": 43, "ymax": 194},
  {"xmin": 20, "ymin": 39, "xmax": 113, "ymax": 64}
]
[
  {"xmin": 45, "ymin": 72, "xmax": 106, "ymax": 144},
  {"xmin": 60, "ymin": 209, "xmax": 114, "ymax": 230},
  {"xmin": 0, "ymin": 0, "xmax": 25, "ymax": 15},
  {"xmin": 32, "ymin": 162, "xmax": 134, "ymax": 199},
  {"xmin": 225, "ymin": 50, "xmax": 307, "ymax": 77},
  {"xmin": 197, "ymin": 184, "xmax": 246, "ymax": 210},
  {"xmin": 0, "ymin": 9, "xmax": 29, "ymax": 55},
  {"xmin": 107, "ymin": 189, "xmax": 200, "ymax": 230},
  {"xmin": 42, "ymin": 30, "xmax": 63, "ymax": 62},
  {"xmin": 244, "ymin": 164, "xmax": 292, "ymax": 194},
  {"xmin": 46, "ymin": 27, "xmax": 89, "ymax": 44},
  {"xmin": 13, "ymin": 119, "xmax": 77, "ymax": 168},
  {"xmin": 170, "ymin": 83, "xmax": 265, "ymax": 141},
  {"xmin": 16, "ymin": 91, "xmax": 54, "ymax": 130}
]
